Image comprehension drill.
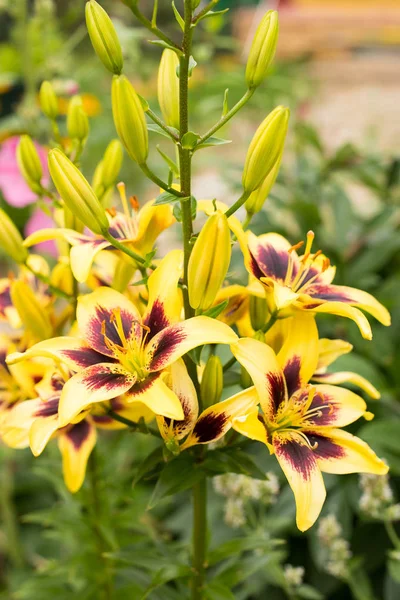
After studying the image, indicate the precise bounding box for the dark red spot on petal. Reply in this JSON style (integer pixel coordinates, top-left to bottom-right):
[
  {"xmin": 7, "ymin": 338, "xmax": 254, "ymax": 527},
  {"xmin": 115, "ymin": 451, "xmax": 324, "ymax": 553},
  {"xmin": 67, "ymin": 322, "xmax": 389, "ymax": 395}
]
[
  {"xmin": 266, "ymin": 371, "xmax": 286, "ymax": 414},
  {"xmin": 253, "ymin": 244, "xmax": 290, "ymax": 282},
  {"xmin": 143, "ymin": 299, "xmax": 170, "ymax": 340},
  {"xmin": 34, "ymin": 396, "xmax": 60, "ymax": 418},
  {"xmin": 66, "ymin": 419, "xmax": 91, "ymax": 449},
  {"xmin": 148, "ymin": 326, "xmax": 187, "ymax": 371},
  {"xmin": 82, "ymin": 366, "xmax": 130, "ymax": 392},
  {"xmin": 283, "ymin": 356, "xmax": 302, "ymax": 398},
  {"xmin": 307, "ymin": 285, "xmax": 353, "ymax": 303},
  {"xmin": 192, "ymin": 412, "xmax": 228, "ymax": 443},
  {"xmin": 306, "ymin": 431, "xmax": 346, "ymax": 461},
  {"xmin": 62, "ymin": 347, "xmax": 116, "ymax": 368},
  {"xmin": 274, "ymin": 435, "xmax": 316, "ymax": 479},
  {"xmin": 86, "ymin": 305, "xmax": 140, "ymax": 356},
  {"xmin": 306, "ymin": 391, "xmax": 338, "ymax": 426},
  {"xmin": 125, "ymin": 372, "xmax": 160, "ymax": 398}
]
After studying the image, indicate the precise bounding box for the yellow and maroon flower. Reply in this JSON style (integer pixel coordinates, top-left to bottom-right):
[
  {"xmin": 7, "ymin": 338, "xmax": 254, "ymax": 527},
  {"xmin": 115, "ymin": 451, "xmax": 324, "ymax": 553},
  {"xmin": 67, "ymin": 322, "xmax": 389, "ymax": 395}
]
[
  {"xmin": 8, "ymin": 251, "xmax": 238, "ymax": 427},
  {"xmin": 23, "ymin": 189, "xmax": 174, "ymax": 283},
  {"xmin": 234, "ymin": 228, "xmax": 390, "ymax": 340},
  {"xmin": 1, "ymin": 369, "xmax": 152, "ymax": 492},
  {"xmin": 229, "ymin": 313, "xmax": 387, "ymax": 531},
  {"xmin": 156, "ymin": 359, "xmax": 258, "ymax": 451}
]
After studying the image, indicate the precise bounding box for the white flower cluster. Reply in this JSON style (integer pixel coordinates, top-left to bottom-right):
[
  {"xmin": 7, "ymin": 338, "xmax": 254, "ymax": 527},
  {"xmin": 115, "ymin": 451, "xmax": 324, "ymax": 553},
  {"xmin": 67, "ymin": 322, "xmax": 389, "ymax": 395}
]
[
  {"xmin": 213, "ymin": 472, "xmax": 280, "ymax": 528},
  {"xmin": 317, "ymin": 514, "xmax": 352, "ymax": 579},
  {"xmin": 283, "ymin": 564, "xmax": 305, "ymax": 588},
  {"xmin": 359, "ymin": 471, "xmax": 400, "ymax": 521}
]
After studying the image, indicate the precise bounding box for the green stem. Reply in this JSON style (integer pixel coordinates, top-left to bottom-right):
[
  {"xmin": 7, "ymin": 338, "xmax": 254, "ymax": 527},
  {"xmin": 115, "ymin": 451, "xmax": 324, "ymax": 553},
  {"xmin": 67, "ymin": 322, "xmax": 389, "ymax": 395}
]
[
  {"xmin": 193, "ymin": 0, "xmax": 221, "ymax": 24},
  {"xmin": 242, "ymin": 212, "xmax": 253, "ymax": 231},
  {"xmin": 129, "ymin": 2, "xmax": 182, "ymax": 51},
  {"xmin": 192, "ymin": 478, "xmax": 207, "ymax": 600},
  {"xmin": 147, "ymin": 108, "xmax": 179, "ymax": 141},
  {"xmin": 385, "ymin": 519, "xmax": 400, "ymax": 549},
  {"xmin": 225, "ymin": 190, "xmax": 251, "ymax": 218},
  {"xmin": 262, "ymin": 312, "xmax": 278, "ymax": 334},
  {"xmin": 103, "ymin": 231, "xmax": 156, "ymax": 270},
  {"xmin": 24, "ymin": 262, "xmax": 73, "ymax": 300},
  {"xmin": 140, "ymin": 163, "xmax": 184, "ymax": 196},
  {"xmin": 108, "ymin": 410, "xmax": 160, "ymax": 437},
  {"xmin": 223, "ymin": 355, "xmax": 237, "ymax": 373},
  {"xmin": 197, "ymin": 88, "xmax": 255, "ymax": 145},
  {"xmin": 87, "ymin": 451, "xmax": 113, "ymax": 600}
]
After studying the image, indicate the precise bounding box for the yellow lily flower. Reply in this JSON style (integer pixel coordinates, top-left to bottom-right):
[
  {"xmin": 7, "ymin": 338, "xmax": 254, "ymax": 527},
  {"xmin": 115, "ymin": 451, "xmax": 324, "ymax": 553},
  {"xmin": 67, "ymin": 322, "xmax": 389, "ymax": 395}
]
[
  {"xmin": 7, "ymin": 250, "xmax": 238, "ymax": 427},
  {"xmin": 0, "ymin": 368, "xmax": 153, "ymax": 493},
  {"xmin": 23, "ymin": 187, "xmax": 175, "ymax": 283},
  {"xmin": 263, "ymin": 315, "xmax": 381, "ymax": 400},
  {"xmin": 156, "ymin": 359, "xmax": 258, "ymax": 451},
  {"xmin": 233, "ymin": 227, "xmax": 390, "ymax": 340},
  {"xmin": 229, "ymin": 313, "xmax": 388, "ymax": 531}
]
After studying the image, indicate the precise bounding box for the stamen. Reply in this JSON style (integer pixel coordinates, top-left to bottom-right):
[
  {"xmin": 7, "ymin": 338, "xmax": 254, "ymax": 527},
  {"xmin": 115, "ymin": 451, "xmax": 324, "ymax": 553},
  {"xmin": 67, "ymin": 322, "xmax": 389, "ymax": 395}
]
[
  {"xmin": 130, "ymin": 195, "xmax": 140, "ymax": 212},
  {"xmin": 106, "ymin": 207, "xmax": 117, "ymax": 217},
  {"xmin": 304, "ymin": 230, "xmax": 315, "ymax": 256}
]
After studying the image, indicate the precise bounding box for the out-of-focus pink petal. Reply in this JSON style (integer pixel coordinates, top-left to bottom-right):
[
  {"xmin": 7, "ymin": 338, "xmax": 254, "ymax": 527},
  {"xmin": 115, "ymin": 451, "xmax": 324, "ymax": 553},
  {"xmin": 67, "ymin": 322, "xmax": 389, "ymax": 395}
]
[{"xmin": 25, "ymin": 209, "xmax": 57, "ymax": 257}]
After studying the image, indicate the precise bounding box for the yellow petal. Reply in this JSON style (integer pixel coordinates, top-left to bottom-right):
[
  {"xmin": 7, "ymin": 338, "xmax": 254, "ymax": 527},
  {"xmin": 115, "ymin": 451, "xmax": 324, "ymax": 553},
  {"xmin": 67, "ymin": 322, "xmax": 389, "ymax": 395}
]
[
  {"xmin": 30, "ymin": 413, "xmax": 60, "ymax": 456},
  {"xmin": 70, "ymin": 240, "xmax": 110, "ymax": 283},
  {"xmin": 126, "ymin": 375, "xmax": 184, "ymax": 421},
  {"xmin": 316, "ymin": 338, "xmax": 353, "ymax": 371},
  {"xmin": 273, "ymin": 430, "xmax": 326, "ymax": 531},
  {"xmin": 135, "ymin": 200, "xmax": 175, "ymax": 253},
  {"xmin": 231, "ymin": 337, "xmax": 285, "ymax": 422},
  {"xmin": 58, "ymin": 420, "xmax": 97, "ymax": 493},
  {"xmin": 58, "ymin": 363, "xmax": 136, "ymax": 427},
  {"xmin": 308, "ymin": 384, "xmax": 368, "ymax": 427},
  {"xmin": 301, "ymin": 301, "xmax": 373, "ymax": 340},
  {"xmin": 232, "ymin": 405, "xmax": 271, "ymax": 449},
  {"xmin": 182, "ymin": 386, "xmax": 259, "ymax": 449},
  {"xmin": 23, "ymin": 228, "xmax": 84, "ymax": 247},
  {"xmin": 142, "ymin": 249, "xmax": 183, "ymax": 331},
  {"xmin": 312, "ymin": 371, "xmax": 380, "ymax": 400},
  {"xmin": 303, "ymin": 428, "xmax": 389, "ymax": 475}
]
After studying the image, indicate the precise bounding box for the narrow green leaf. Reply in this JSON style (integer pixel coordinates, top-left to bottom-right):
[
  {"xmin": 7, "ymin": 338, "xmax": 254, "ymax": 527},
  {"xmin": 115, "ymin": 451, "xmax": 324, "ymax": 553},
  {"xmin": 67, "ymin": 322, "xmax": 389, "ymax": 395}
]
[
  {"xmin": 153, "ymin": 191, "xmax": 183, "ymax": 206},
  {"xmin": 137, "ymin": 94, "xmax": 149, "ymax": 111},
  {"xmin": 147, "ymin": 454, "xmax": 205, "ymax": 509},
  {"xmin": 202, "ymin": 300, "xmax": 229, "ymax": 319},
  {"xmin": 197, "ymin": 8, "xmax": 229, "ymax": 24},
  {"xmin": 148, "ymin": 39, "xmax": 178, "ymax": 52},
  {"xmin": 195, "ymin": 137, "xmax": 232, "ymax": 151},
  {"xmin": 222, "ymin": 88, "xmax": 229, "ymax": 116},
  {"xmin": 171, "ymin": 1, "xmax": 185, "ymax": 31},
  {"xmin": 188, "ymin": 55, "xmax": 197, "ymax": 77},
  {"xmin": 147, "ymin": 123, "xmax": 180, "ymax": 139},
  {"xmin": 156, "ymin": 146, "xmax": 179, "ymax": 176}
]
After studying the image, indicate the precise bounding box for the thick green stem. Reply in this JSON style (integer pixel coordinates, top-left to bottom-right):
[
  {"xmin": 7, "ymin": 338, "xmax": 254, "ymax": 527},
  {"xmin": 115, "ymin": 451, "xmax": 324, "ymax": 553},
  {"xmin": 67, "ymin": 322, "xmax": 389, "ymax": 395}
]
[
  {"xmin": 192, "ymin": 478, "xmax": 207, "ymax": 600},
  {"xmin": 87, "ymin": 451, "xmax": 113, "ymax": 600},
  {"xmin": 197, "ymin": 88, "xmax": 255, "ymax": 145}
]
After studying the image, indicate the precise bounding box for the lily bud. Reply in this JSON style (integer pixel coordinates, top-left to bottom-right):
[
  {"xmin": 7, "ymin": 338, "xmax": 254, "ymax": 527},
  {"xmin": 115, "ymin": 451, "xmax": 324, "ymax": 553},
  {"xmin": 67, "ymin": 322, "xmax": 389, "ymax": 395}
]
[
  {"xmin": 201, "ymin": 355, "xmax": 223, "ymax": 409},
  {"xmin": 39, "ymin": 81, "xmax": 58, "ymax": 120},
  {"xmin": 101, "ymin": 139, "xmax": 124, "ymax": 188},
  {"xmin": 0, "ymin": 209, "xmax": 28, "ymax": 263},
  {"xmin": 242, "ymin": 105, "xmax": 289, "ymax": 193},
  {"xmin": 188, "ymin": 211, "xmax": 231, "ymax": 311},
  {"xmin": 85, "ymin": 0, "xmax": 123, "ymax": 75},
  {"xmin": 10, "ymin": 280, "xmax": 53, "ymax": 341},
  {"xmin": 245, "ymin": 154, "xmax": 281, "ymax": 216},
  {"xmin": 112, "ymin": 75, "xmax": 148, "ymax": 165},
  {"xmin": 48, "ymin": 149, "xmax": 109, "ymax": 235},
  {"xmin": 157, "ymin": 49, "xmax": 180, "ymax": 130},
  {"xmin": 245, "ymin": 10, "xmax": 279, "ymax": 89},
  {"xmin": 16, "ymin": 135, "xmax": 44, "ymax": 194},
  {"xmin": 67, "ymin": 96, "xmax": 89, "ymax": 142},
  {"xmin": 249, "ymin": 296, "xmax": 268, "ymax": 331}
]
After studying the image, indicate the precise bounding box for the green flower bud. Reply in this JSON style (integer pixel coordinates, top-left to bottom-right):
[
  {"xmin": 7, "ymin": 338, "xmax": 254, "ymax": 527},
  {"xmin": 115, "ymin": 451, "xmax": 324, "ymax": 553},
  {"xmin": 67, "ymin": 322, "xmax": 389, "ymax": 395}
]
[
  {"xmin": 157, "ymin": 49, "xmax": 180, "ymax": 130},
  {"xmin": 201, "ymin": 355, "xmax": 223, "ymax": 409},
  {"xmin": 39, "ymin": 81, "xmax": 58, "ymax": 120},
  {"xmin": 188, "ymin": 211, "xmax": 231, "ymax": 311},
  {"xmin": 246, "ymin": 10, "xmax": 279, "ymax": 89},
  {"xmin": 48, "ymin": 149, "xmax": 109, "ymax": 235},
  {"xmin": 10, "ymin": 280, "xmax": 53, "ymax": 341},
  {"xmin": 240, "ymin": 366, "xmax": 252, "ymax": 389},
  {"xmin": 253, "ymin": 330, "xmax": 266, "ymax": 343},
  {"xmin": 245, "ymin": 154, "xmax": 281, "ymax": 216},
  {"xmin": 112, "ymin": 74, "xmax": 148, "ymax": 165},
  {"xmin": 16, "ymin": 135, "xmax": 43, "ymax": 194},
  {"xmin": 85, "ymin": 0, "xmax": 123, "ymax": 75},
  {"xmin": 67, "ymin": 96, "xmax": 89, "ymax": 142},
  {"xmin": 242, "ymin": 105, "xmax": 289, "ymax": 193},
  {"xmin": 249, "ymin": 296, "xmax": 268, "ymax": 331},
  {"xmin": 101, "ymin": 139, "xmax": 123, "ymax": 188},
  {"xmin": 0, "ymin": 209, "xmax": 29, "ymax": 264}
]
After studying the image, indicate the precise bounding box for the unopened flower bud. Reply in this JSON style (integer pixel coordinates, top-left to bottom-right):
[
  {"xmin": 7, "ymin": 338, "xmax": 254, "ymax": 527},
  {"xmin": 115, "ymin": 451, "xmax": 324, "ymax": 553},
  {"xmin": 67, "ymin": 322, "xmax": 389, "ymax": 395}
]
[
  {"xmin": 39, "ymin": 81, "xmax": 58, "ymax": 120},
  {"xmin": 0, "ymin": 209, "xmax": 29, "ymax": 263},
  {"xmin": 249, "ymin": 296, "xmax": 268, "ymax": 331},
  {"xmin": 158, "ymin": 49, "xmax": 180, "ymax": 130},
  {"xmin": 67, "ymin": 96, "xmax": 89, "ymax": 142},
  {"xmin": 188, "ymin": 211, "xmax": 231, "ymax": 311},
  {"xmin": 10, "ymin": 280, "xmax": 53, "ymax": 341},
  {"xmin": 242, "ymin": 106, "xmax": 289, "ymax": 193},
  {"xmin": 201, "ymin": 355, "xmax": 223, "ymax": 408},
  {"xmin": 85, "ymin": 0, "xmax": 123, "ymax": 75},
  {"xmin": 16, "ymin": 135, "xmax": 44, "ymax": 194},
  {"xmin": 101, "ymin": 139, "xmax": 123, "ymax": 188},
  {"xmin": 246, "ymin": 10, "xmax": 279, "ymax": 89},
  {"xmin": 48, "ymin": 149, "xmax": 109, "ymax": 235},
  {"xmin": 112, "ymin": 74, "xmax": 148, "ymax": 165},
  {"xmin": 245, "ymin": 154, "xmax": 281, "ymax": 216}
]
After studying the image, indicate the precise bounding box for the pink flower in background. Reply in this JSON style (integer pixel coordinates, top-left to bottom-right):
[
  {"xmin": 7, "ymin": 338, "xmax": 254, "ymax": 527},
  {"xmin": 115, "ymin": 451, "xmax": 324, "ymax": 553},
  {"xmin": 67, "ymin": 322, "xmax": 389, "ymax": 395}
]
[
  {"xmin": 0, "ymin": 136, "xmax": 57, "ymax": 256},
  {"xmin": 0, "ymin": 136, "xmax": 50, "ymax": 208}
]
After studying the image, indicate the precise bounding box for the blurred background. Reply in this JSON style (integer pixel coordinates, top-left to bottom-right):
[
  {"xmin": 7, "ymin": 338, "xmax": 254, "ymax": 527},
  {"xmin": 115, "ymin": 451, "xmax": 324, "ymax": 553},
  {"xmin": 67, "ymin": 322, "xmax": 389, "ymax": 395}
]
[{"xmin": 0, "ymin": 1, "xmax": 400, "ymax": 599}]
